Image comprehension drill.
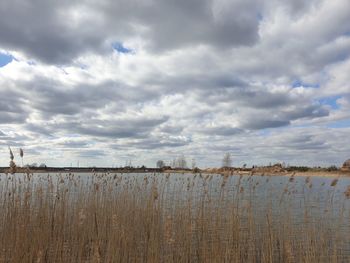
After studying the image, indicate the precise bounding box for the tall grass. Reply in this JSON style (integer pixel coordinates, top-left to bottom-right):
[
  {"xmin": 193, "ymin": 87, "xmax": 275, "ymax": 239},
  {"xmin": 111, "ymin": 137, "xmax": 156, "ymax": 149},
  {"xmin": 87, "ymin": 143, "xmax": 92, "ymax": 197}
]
[{"xmin": 0, "ymin": 172, "xmax": 349, "ymax": 262}]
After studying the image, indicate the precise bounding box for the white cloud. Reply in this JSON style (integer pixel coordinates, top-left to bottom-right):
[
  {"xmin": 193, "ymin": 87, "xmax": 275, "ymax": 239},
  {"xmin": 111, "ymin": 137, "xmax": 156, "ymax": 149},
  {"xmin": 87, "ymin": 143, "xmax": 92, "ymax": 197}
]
[{"xmin": 0, "ymin": 0, "xmax": 349, "ymax": 167}]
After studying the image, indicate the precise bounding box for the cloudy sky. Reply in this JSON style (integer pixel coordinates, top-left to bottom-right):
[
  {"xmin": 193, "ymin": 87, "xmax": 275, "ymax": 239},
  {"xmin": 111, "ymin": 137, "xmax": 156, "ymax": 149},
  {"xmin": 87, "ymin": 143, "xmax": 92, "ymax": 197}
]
[{"xmin": 0, "ymin": 0, "xmax": 350, "ymax": 168}]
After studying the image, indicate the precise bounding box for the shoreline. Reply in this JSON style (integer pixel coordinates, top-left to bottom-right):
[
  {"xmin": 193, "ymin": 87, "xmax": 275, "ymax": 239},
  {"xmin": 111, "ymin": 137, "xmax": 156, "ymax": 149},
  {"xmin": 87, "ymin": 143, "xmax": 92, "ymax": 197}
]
[
  {"xmin": 1, "ymin": 168, "xmax": 349, "ymax": 178},
  {"xmin": 161, "ymin": 169, "xmax": 350, "ymax": 178},
  {"xmin": 287, "ymin": 171, "xmax": 350, "ymax": 177}
]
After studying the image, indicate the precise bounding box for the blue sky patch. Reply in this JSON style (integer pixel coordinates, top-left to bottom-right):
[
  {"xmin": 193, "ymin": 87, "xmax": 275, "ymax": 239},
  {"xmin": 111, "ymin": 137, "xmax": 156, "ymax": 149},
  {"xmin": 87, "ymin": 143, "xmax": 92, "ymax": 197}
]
[
  {"xmin": 112, "ymin": 42, "xmax": 132, "ymax": 54},
  {"xmin": 318, "ymin": 95, "xmax": 341, "ymax": 110},
  {"xmin": 0, "ymin": 53, "xmax": 13, "ymax": 67},
  {"xmin": 292, "ymin": 80, "xmax": 320, "ymax": 89},
  {"xmin": 328, "ymin": 119, "xmax": 350, "ymax": 128},
  {"xmin": 27, "ymin": 60, "xmax": 36, "ymax": 66}
]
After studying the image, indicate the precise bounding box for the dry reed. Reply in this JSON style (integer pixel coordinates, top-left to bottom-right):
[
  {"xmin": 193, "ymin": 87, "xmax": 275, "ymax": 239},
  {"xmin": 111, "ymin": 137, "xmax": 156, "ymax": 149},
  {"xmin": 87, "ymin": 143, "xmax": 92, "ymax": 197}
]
[{"xmin": 0, "ymin": 172, "xmax": 348, "ymax": 262}]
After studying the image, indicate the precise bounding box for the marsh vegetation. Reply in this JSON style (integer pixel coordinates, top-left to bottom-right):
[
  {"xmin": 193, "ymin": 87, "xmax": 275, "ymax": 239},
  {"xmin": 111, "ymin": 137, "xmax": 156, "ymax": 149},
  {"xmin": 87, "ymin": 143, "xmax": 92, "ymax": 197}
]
[{"xmin": 0, "ymin": 172, "xmax": 349, "ymax": 262}]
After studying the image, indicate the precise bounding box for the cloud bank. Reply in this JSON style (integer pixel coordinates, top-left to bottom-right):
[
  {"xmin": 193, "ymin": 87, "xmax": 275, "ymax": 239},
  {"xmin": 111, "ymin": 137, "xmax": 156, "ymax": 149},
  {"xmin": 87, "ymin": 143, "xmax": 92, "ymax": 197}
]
[{"xmin": 0, "ymin": 0, "xmax": 349, "ymax": 167}]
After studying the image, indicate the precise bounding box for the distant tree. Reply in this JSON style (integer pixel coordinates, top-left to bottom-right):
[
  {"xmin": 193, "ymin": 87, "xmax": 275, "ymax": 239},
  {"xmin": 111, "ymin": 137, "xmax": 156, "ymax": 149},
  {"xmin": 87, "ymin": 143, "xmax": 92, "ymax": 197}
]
[
  {"xmin": 243, "ymin": 163, "xmax": 247, "ymax": 169},
  {"xmin": 39, "ymin": 163, "xmax": 47, "ymax": 168},
  {"xmin": 222, "ymin": 152, "xmax": 232, "ymax": 167},
  {"xmin": 326, "ymin": 165, "xmax": 338, "ymax": 172},
  {"xmin": 191, "ymin": 158, "xmax": 196, "ymax": 169},
  {"xmin": 125, "ymin": 160, "xmax": 133, "ymax": 168},
  {"xmin": 30, "ymin": 163, "xmax": 38, "ymax": 168},
  {"xmin": 156, "ymin": 160, "xmax": 165, "ymax": 168},
  {"xmin": 177, "ymin": 155, "xmax": 187, "ymax": 169}
]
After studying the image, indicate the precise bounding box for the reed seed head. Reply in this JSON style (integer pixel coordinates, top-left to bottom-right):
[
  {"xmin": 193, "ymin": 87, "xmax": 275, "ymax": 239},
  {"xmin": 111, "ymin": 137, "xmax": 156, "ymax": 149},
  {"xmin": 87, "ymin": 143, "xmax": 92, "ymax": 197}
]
[
  {"xmin": 330, "ymin": 178, "xmax": 338, "ymax": 187},
  {"xmin": 8, "ymin": 146, "xmax": 14, "ymax": 161},
  {"xmin": 344, "ymin": 186, "xmax": 350, "ymax": 199}
]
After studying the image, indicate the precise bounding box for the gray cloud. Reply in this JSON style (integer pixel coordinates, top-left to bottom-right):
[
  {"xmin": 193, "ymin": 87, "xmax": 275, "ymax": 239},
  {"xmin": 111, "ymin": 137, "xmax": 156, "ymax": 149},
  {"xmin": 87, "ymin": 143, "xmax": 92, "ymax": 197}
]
[
  {"xmin": 242, "ymin": 119, "xmax": 290, "ymax": 130},
  {"xmin": 158, "ymin": 125, "xmax": 184, "ymax": 134},
  {"xmin": 198, "ymin": 126, "xmax": 243, "ymax": 136},
  {"xmin": 23, "ymin": 115, "xmax": 169, "ymax": 140},
  {"xmin": 137, "ymin": 0, "xmax": 261, "ymax": 51},
  {"xmin": 0, "ymin": 112, "xmax": 26, "ymax": 124},
  {"xmin": 76, "ymin": 149, "xmax": 107, "ymax": 159},
  {"xmin": 0, "ymin": 131, "xmax": 28, "ymax": 147},
  {"xmin": 24, "ymin": 123, "xmax": 54, "ymax": 137},
  {"xmin": 280, "ymin": 104, "xmax": 329, "ymax": 120},
  {"xmin": 20, "ymin": 79, "xmax": 132, "ymax": 116},
  {"xmin": 0, "ymin": 0, "xmax": 263, "ymax": 64},
  {"xmin": 125, "ymin": 136, "xmax": 191, "ymax": 150},
  {"xmin": 198, "ymin": 87, "xmax": 293, "ymax": 109},
  {"xmin": 0, "ymin": 0, "xmax": 349, "ymax": 167},
  {"xmin": 0, "ymin": 140, "xmax": 24, "ymax": 147},
  {"xmin": 0, "ymin": 89, "xmax": 28, "ymax": 123},
  {"xmin": 74, "ymin": 117, "xmax": 169, "ymax": 139},
  {"xmin": 57, "ymin": 140, "xmax": 89, "ymax": 149},
  {"xmin": 0, "ymin": 1, "xmax": 106, "ymax": 64}
]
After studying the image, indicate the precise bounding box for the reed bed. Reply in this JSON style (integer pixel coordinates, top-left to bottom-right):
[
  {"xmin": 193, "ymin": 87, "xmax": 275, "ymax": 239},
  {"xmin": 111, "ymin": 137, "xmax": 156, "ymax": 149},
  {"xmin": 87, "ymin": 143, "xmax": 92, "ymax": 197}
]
[{"xmin": 0, "ymin": 172, "xmax": 349, "ymax": 262}]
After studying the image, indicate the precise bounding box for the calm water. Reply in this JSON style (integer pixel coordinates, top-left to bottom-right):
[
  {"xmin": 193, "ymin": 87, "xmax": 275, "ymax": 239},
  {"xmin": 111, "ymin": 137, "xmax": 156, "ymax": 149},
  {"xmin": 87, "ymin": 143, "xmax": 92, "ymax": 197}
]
[
  {"xmin": 1, "ymin": 172, "xmax": 349, "ymax": 258},
  {"xmin": 1, "ymin": 172, "xmax": 349, "ymax": 218}
]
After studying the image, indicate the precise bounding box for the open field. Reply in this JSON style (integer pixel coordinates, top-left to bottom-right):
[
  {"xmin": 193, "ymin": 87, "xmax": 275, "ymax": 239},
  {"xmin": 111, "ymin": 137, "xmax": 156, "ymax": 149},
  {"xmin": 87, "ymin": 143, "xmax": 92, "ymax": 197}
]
[{"xmin": 0, "ymin": 172, "xmax": 349, "ymax": 262}]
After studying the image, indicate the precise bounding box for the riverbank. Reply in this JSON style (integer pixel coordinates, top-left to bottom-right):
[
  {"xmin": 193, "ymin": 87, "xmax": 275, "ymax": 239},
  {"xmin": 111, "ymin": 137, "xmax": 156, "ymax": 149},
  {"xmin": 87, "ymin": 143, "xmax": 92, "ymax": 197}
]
[
  {"xmin": 0, "ymin": 166, "xmax": 163, "ymax": 174},
  {"xmin": 1, "ymin": 167, "xmax": 349, "ymax": 178},
  {"xmin": 288, "ymin": 170, "xmax": 350, "ymax": 177},
  {"xmin": 163, "ymin": 168, "xmax": 350, "ymax": 177}
]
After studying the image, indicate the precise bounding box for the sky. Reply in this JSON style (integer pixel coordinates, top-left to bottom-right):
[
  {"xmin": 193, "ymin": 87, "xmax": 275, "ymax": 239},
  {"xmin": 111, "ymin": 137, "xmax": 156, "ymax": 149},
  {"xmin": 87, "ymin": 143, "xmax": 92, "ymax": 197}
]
[{"xmin": 0, "ymin": 0, "xmax": 350, "ymax": 168}]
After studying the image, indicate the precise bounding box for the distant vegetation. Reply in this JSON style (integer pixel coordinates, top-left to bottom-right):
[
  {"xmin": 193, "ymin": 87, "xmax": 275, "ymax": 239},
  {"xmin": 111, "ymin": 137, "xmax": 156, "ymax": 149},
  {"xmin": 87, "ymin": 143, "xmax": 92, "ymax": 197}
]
[
  {"xmin": 285, "ymin": 166, "xmax": 311, "ymax": 172},
  {"xmin": 3, "ymin": 147, "xmax": 349, "ymax": 175}
]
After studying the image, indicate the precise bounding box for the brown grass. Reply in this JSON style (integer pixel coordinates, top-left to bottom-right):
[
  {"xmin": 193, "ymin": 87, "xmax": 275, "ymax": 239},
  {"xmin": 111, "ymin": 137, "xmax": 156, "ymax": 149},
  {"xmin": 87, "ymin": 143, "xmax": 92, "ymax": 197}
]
[{"xmin": 0, "ymin": 172, "xmax": 349, "ymax": 262}]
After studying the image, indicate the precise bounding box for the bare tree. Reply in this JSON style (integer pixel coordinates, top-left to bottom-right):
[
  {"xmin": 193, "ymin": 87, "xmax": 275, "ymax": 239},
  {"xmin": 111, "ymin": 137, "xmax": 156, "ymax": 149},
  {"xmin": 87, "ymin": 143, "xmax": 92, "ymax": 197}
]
[
  {"xmin": 191, "ymin": 158, "xmax": 196, "ymax": 169},
  {"xmin": 156, "ymin": 160, "xmax": 165, "ymax": 168},
  {"xmin": 30, "ymin": 163, "xmax": 38, "ymax": 168},
  {"xmin": 222, "ymin": 152, "xmax": 232, "ymax": 167},
  {"xmin": 124, "ymin": 160, "xmax": 133, "ymax": 168}
]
